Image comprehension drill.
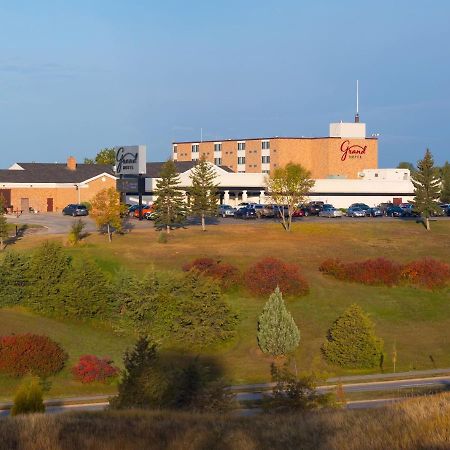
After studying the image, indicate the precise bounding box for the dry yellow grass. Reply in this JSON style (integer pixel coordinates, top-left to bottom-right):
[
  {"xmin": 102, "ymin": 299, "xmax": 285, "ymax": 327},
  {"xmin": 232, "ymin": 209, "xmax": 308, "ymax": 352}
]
[{"xmin": 0, "ymin": 394, "xmax": 449, "ymax": 450}]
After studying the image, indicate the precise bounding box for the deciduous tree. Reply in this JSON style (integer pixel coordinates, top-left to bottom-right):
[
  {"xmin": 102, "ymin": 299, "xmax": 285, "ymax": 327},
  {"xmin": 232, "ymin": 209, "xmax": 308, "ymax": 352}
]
[
  {"xmin": 266, "ymin": 163, "xmax": 315, "ymax": 231},
  {"xmin": 0, "ymin": 199, "xmax": 9, "ymax": 250},
  {"xmin": 189, "ymin": 156, "xmax": 219, "ymax": 231},
  {"xmin": 257, "ymin": 287, "xmax": 300, "ymax": 356},
  {"xmin": 153, "ymin": 160, "xmax": 186, "ymax": 234},
  {"xmin": 84, "ymin": 147, "xmax": 116, "ymax": 165},
  {"xmin": 91, "ymin": 187, "xmax": 126, "ymax": 242},
  {"xmin": 411, "ymin": 149, "xmax": 442, "ymax": 231}
]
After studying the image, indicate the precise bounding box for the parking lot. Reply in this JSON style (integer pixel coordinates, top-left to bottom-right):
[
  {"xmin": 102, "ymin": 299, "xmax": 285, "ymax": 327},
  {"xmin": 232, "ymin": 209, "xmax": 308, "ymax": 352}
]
[{"xmin": 6, "ymin": 211, "xmax": 450, "ymax": 235}]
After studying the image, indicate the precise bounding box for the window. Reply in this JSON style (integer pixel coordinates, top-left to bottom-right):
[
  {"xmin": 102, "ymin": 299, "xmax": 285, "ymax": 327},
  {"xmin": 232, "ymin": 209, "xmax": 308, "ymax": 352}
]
[
  {"xmin": 262, "ymin": 170, "xmax": 270, "ymax": 174},
  {"xmin": 238, "ymin": 170, "xmax": 245, "ymax": 173},
  {"xmin": 214, "ymin": 158, "xmax": 222, "ymax": 165},
  {"xmin": 214, "ymin": 143, "xmax": 222, "ymax": 152},
  {"xmin": 238, "ymin": 157, "xmax": 246, "ymax": 164},
  {"xmin": 237, "ymin": 142, "xmax": 246, "ymax": 151},
  {"xmin": 261, "ymin": 140, "xmax": 270, "ymax": 150},
  {"xmin": 192, "ymin": 144, "xmax": 199, "ymax": 153},
  {"xmin": 172, "ymin": 145, "xmax": 177, "ymax": 154},
  {"xmin": 262, "ymin": 156, "xmax": 270, "ymax": 164}
]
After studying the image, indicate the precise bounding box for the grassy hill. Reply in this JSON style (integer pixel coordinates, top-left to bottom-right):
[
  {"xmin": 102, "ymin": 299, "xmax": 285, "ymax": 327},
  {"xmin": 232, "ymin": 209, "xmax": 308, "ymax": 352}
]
[
  {"xmin": 0, "ymin": 394, "xmax": 449, "ymax": 450},
  {"xmin": 0, "ymin": 220, "xmax": 449, "ymax": 398}
]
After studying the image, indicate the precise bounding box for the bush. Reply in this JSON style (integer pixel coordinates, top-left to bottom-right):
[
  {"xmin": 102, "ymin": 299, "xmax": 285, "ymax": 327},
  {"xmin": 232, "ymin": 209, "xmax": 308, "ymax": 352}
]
[
  {"xmin": 320, "ymin": 257, "xmax": 449, "ymax": 289},
  {"xmin": 322, "ymin": 304, "xmax": 383, "ymax": 369},
  {"xmin": 402, "ymin": 258, "xmax": 450, "ymax": 289},
  {"xmin": 67, "ymin": 219, "xmax": 86, "ymax": 246},
  {"xmin": 182, "ymin": 258, "xmax": 240, "ymax": 289},
  {"xmin": 72, "ymin": 355, "xmax": 119, "ymax": 384},
  {"xmin": 244, "ymin": 257, "xmax": 309, "ymax": 296},
  {"xmin": 0, "ymin": 334, "xmax": 68, "ymax": 377},
  {"xmin": 0, "ymin": 251, "xmax": 29, "ymax": 307},
  {"xmin": 11, "ymin": 376, "xmax": 45, "ymax": 416}
]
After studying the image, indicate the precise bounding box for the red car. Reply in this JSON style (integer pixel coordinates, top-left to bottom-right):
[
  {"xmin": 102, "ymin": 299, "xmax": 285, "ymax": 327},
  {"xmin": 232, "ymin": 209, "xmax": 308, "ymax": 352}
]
[{"xmin": 293, "ymin": 207, "xmax": 307, "ymax": 217}]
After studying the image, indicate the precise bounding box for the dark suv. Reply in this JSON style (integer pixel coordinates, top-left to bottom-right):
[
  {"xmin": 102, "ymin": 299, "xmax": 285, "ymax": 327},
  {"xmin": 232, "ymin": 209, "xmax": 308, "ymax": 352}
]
[
  {"xmin": 306, "ymin": 201, "xmax": 324, "ymax": 215},
  {"xmin": 62, "ymin": 204, "xmax": 88, "ymax": 217}
]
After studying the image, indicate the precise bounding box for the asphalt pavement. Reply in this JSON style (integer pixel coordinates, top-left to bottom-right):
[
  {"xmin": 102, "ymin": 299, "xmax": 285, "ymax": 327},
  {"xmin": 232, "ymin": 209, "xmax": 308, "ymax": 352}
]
[{"xmin": 6, "ymin": 212, "xmax": 449, "ymax": 235}]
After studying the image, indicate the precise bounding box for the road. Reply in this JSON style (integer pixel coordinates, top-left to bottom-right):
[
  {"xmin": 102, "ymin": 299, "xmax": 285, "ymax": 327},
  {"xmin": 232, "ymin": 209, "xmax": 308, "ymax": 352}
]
[{"xmin": 7, "ymin": 212, "xmax": 450, "ymax": 235}]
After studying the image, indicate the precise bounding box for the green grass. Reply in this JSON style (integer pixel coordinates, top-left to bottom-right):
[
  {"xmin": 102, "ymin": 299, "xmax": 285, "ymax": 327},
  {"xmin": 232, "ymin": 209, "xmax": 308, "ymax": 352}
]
[{"xmin": 1, "ymin": 220, "xmax": 449, "ymax": 398}]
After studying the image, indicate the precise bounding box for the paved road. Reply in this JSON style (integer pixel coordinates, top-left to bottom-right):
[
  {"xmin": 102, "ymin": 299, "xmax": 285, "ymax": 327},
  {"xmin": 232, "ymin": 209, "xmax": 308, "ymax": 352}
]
[{"xmin": 6, "ymin": 212, "xmax": 450, "ymax": 235}]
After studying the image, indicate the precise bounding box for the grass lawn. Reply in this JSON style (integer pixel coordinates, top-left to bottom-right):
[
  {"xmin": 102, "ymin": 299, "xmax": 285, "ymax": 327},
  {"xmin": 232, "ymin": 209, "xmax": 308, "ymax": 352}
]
[{"xmin": 1, "ymin": 219, "xmax": 449, "ymax": 398}]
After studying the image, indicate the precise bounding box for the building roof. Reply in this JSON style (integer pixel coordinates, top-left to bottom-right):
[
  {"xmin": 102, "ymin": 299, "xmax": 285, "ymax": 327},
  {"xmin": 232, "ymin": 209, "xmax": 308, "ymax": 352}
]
[
  {"xmin": 0, "ymin": 163, "xmax": 115, "ymax": 184},
  {"xmin": 144, "ymin": 161, "xmax": 234, "ymax": 177},
  {"xmin": 172, "ymin": 136, "xmax": 378, "ymax": 144},
  {"xmin": 0, "ymin": 160, "xmax": 234, "ymax": 184}
]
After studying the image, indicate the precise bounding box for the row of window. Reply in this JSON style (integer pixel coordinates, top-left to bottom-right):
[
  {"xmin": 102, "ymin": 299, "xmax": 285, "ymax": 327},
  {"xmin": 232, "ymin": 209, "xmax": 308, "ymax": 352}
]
[
  {"xmin": 193, "ymin": 156, "xmax": 271, "ymax": 165},
  {"xmin": 173, "ymin": 140, "xmax": 271, "ymax": 154}
]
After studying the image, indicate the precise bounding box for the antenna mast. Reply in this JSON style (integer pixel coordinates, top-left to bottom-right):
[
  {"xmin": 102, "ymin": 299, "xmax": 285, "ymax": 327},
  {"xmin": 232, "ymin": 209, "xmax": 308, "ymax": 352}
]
[{"xmin": 355, "ymin": 80, "xmax": 360, "ymax": 123}]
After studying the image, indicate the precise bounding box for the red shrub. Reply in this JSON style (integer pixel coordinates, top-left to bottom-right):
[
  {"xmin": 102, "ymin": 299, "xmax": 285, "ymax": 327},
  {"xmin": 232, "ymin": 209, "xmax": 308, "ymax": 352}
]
[
  {"xmin": 182, "ymin": 258, "xmax": 241, "ymax": 289},
  {"xmin": 0, "ymin": 334, "xmax": 68, "ymax": 377},
  {"xmin": 402, "ymin": 258, "xmax": 450, "ymax": 289},
  {"xmin": 244, "ymin": 257, "xmax": 309, "ymax": 296},
  {"xmin": 320, "ymin": 257, "xmax": 449, "ymax": 290},
  {"xmin": 72, "ymin": 355, "xmax": 119, "ymax": 384}
]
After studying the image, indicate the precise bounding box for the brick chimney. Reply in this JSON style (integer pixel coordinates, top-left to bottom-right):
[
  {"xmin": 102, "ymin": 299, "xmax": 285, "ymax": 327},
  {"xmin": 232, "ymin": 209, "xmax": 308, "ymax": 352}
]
[{"xmin": 67, "ymin": 156, "xmax": 77, "ymax": 171}]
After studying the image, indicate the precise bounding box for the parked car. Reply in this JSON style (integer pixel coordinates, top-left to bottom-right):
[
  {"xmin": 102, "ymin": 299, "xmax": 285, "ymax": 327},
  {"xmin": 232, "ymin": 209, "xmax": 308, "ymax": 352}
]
[
  {"xmin": 274, "ymin": 204, "xmax": 290, "ymax": 218},
  {"xmin": 319, "ymin": 205, "xmax": 343, "ymax": 218},
  {"xmin": 133, "ymin": 205, "xmax": 153, "ymax": 218},
  {"xmin": 218, "ymin": 204, "xmax": 236, "ymax": 218},
  {"xmin": 346, "ymin": 206, "xmax": 366, "ymax": 218},
  {"xmin": 259, "ymin": 204, "xmax": 276, "ymax": 218},
  {"xmin": 399, "ymin": 203, "xmax": 420, "ymax": 217},
  {"xmin": 440, "ymin": 204, "xmax": 450, "ymax": 216},
  {"xmin": 62, "ymin": 204, "xmax": 88, "ymax": 217},
  {"xmin": 385, "ymin": 205, "xmax": 405, "ymax": 217},
  {"xmin": 248, "ymin": 204, "xmax": 265, "ymax": 218},
  {"xmin": 305, "ymin": 201, "xmax": 324, "ymax": 215},
  {"xmin": 349, "ymin": 203, "xmax": 371, "ymax": 216},
  {"xmin": 377, "ymin": 202, "xmax": 394, "ymax": 215},
  {"xmin": 367, "ymin": 207, "xmax": 383, "ymax": 217},
  {"xmin": 293, "ymin": 206, "xmax": 307, "ymax": 217},
  {"xmin": 144, "ymin": 211, "xmax": 157, "ymax": 220},
  {"xmin": 234, "ymin": 206, "xmax": 257, "ymax": 219}
]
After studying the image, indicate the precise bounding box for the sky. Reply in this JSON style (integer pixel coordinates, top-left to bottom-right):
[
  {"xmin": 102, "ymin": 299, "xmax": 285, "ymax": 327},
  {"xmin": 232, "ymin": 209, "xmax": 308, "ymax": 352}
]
[{"xmin": 0, "ymin": 0, "xmax": 449, "ymax": 168}]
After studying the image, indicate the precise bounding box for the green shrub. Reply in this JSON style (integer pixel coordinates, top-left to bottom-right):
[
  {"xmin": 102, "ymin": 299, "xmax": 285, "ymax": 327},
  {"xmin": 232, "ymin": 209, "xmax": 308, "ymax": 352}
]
[
  {"xmin": 60, "ymin": 260, "xmax": 114, "ymax": 318},
  {"xmin": 0, "ymin": 251, "xmax": 29, "ymax": 307},
  {"xmin": 27, "ymin": 241, "xmax": 71, "ymax": 314},
  {"xmin": 11, "ymin": 376, "xmax": 45, "ymax": 416},
  {"xmin": 67, "ymin": 219, "xmax": 86, "ymax": 246},
  {"xmin": 322, "ymin": 304, "xmax": 384, "ymax": 369}
]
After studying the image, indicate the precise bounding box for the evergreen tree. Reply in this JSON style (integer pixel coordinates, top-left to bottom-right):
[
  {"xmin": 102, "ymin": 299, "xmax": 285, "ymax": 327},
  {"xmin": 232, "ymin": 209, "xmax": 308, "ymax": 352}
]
[
  {"xmin": 189, "ymin": 156, "xmax": 219, "ymax": 231},
  {"xmin": 440, "ymin": 161, "xmax": 450, "ymax": 203},
  {"xmin": 257, "ymin": 287, "xmax": 300, "ymax": 356},
  {"xmin": 411, "ymin": 149, "xmax": 442, "ymax": 231},
  {"xmin": 0, "ymin": 198, "xmax": 8, "ymax": 250},
  {"xmin": 0, "ymin": 251, "xmax": 29, "ymax": 307},
  {"xmin": 322, "ymin": 304, "xmax": 383, "ymax": 369},
  {"xmin": 27, "ymin": 241, "xmax": 71, "ymax": 314},
  {"xmin": 153, "ymin": 160, "xmax": 186, "ymax": 234},
  {"xmin": 60, "ymin": 260, "xmax": 113, "ymax": 318},
  {"xmin": 110, "ymin": 337, "xmax": 172, "ymax": 409}
]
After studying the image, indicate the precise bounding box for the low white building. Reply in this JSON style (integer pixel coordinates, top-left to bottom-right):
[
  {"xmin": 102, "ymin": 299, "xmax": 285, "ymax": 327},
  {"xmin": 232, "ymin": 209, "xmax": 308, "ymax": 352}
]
[{"xmin": 124, "ymin": 163, "xmax": 414, "ymax": 209}]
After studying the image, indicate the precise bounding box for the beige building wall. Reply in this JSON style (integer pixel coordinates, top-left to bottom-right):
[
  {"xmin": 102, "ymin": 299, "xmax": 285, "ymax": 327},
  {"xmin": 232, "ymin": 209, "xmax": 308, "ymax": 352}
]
[
  {"xmin": 8, "ymin": 176, "xmax": 115, "ymax": 212},
  {"xmin": 174, "ymin": 137, "xmax": 378, "ymax": 179}
]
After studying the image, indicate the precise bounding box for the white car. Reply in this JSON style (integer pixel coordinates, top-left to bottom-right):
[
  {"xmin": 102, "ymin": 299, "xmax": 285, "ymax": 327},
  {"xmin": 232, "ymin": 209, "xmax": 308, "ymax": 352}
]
[{"xmin": 319, "ymin": 207, "xmax": 343, "ymax": 218}]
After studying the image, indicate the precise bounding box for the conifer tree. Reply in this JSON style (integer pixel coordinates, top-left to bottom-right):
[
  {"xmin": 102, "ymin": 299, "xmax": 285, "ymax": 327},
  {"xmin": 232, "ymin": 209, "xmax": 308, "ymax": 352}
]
[
  {"xmin": 0, "ymin": 251, "xmax": 29, "ymax": 307},
  {"xmin": 257, "ymin": 287, "xmax": 300, "ymax": 356},
  {"xmin": 153, "ymin": 160, "xmax": 187, "ymax": 234},
  {"xmin": 411, "ymin": 149, "xmax": 442, "ymax": 231},
  {"xmin": 322, "ymin": 304, "xmax": 383, "ymax": 369},
  {"xmin": 189, "ymin": 156, "xmax": 219, "ymax": 231},
  {"xmin": 0, "ymin": 198, "xmax": 9, "ymax": 250},
  {"xmin": 440, "ymin": 161, "xmax": 450, "ymax": 203}
]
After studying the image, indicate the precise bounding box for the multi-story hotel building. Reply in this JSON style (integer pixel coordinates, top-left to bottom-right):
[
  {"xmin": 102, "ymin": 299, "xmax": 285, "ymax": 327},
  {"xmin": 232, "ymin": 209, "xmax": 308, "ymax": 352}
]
[{"xmin": 172, "ymin": 118, "xmax": 378, "ymax": 179}]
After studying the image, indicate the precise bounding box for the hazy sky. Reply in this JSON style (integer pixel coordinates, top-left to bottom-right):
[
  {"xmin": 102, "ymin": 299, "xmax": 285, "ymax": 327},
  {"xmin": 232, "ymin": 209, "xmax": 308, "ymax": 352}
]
[{"xmin": 0, "ymin": 0, "xmax": 449, "ymax": 168}]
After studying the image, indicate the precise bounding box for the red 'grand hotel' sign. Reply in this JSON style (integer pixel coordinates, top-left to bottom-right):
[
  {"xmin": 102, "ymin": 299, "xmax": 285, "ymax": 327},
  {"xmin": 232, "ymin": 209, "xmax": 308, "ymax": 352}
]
[{"xmin": 340, "ymin": 140, "xmax": 367, "ymax": 161}]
